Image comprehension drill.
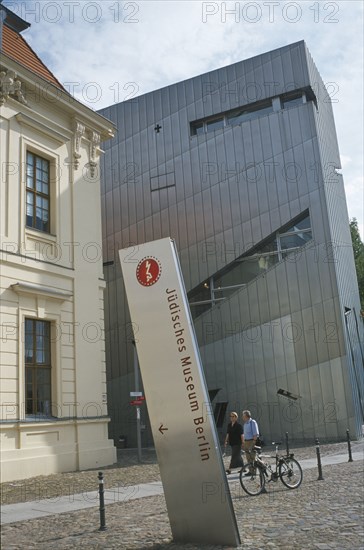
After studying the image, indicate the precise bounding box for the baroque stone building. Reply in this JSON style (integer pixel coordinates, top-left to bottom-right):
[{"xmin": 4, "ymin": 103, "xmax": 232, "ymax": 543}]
[
  {"xmin": 0, "ymin": 3, "xmax": 116, "ymax": 481},
  {"xmin": 99, "ymin": 41, "xmax": 363, "ymax": 446}
]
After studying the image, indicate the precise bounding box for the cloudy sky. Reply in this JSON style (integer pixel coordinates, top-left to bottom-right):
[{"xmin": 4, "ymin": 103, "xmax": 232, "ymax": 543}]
[{"xmin": 6, "ymin": 0, "xmax": 363, "ymax": 235}]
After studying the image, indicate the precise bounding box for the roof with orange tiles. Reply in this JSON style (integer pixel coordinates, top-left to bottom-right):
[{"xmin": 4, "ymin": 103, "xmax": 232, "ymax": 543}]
[{"xmin": 1, "ymin": 22, "xmax": 65, "ymax": 91}]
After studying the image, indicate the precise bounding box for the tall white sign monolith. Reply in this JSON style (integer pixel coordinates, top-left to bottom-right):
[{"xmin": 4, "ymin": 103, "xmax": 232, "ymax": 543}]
[{"xmin": 119, "ymin": 237, "xmax": 240, "ymax": 547}]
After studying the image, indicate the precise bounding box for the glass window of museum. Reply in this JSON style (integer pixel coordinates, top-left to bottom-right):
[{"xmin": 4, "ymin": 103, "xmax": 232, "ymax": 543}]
[
  {"xmin": 190, "ymin": 88, "xmax": 312, "ymax": 136},
  {"xmin": 189, "ymin": 212, "xmax": 312, "ymax": 318}
]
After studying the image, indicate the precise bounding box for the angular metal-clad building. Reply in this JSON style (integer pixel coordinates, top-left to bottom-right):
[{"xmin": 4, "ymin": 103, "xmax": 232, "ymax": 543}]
[{"xmin": 99, "ymin": 41, "xmax": 363, "ymax": 446}]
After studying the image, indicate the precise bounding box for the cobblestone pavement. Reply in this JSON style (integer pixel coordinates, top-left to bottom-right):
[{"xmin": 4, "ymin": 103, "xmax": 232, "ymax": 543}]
[
  {"xmin": 0, "ymin": 449, "xmax": 160, "ymax": 506},
  {"xmin": 0, "ymin": 442, "xmax": 355, "ymax": 506},
  {"xmin": 1, "ymin": 442, "xmax": 363, "ymax": 549}
]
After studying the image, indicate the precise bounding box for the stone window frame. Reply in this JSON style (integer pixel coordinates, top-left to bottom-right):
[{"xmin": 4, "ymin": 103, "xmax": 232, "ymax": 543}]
[
  {"xmin": 20, "ymin": 137, "xmax": 61, "ymax": 254},
  {"xmin": 24, "ymin": 317, "xmax": 52, "ymax": 416},
  {"xmin": 25, "ymin": 151, "xmax": 51, "ymax": 233}
]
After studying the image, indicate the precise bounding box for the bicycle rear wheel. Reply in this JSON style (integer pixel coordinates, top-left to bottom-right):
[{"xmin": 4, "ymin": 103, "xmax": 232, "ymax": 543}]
[
  {"xmin": 279, "ymin": 457, "xmax": 303, "ymax": 489},
  {"xmin": 239, "ymin": 465, "xmax": 265, "ymax": 496}
]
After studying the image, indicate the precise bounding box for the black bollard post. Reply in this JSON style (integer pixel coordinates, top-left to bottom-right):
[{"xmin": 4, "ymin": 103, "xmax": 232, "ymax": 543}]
[
  {"xmin": 315, "ymin": 438, "xmax": 324, "ymax": 480},
  {"xmin": 346, "ymin": 429, "xmax": 353, "ymax": 462},
  {"xmin": 285, "ymin": 432, "xmax": 290, "ymax": 456},
  {"xmin": 98, "ymin": 471, "xmax": 107, "ymax": 531}
]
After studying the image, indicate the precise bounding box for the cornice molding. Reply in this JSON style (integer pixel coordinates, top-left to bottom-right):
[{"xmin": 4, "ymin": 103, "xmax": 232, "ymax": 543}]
[
  {"xmin": 10, "ymin": 282, "xmax": 73, "ymax": 302},
  {"xmin": 15, "ymin": 112, "xmax": 72, "ymax": 144},
  {"xmin": 1, "ymin": 53, "xmax": 116, "ymax": 141}
]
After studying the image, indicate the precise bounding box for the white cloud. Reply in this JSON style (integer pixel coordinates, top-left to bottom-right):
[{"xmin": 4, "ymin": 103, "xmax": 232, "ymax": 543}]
[
  {"xmin": 6, "ymin": 0, "xmax": 363, "ymax": 235},
  {"xmin": 340, "ymin": 155, "xmax": 352, "ymax": 169}
]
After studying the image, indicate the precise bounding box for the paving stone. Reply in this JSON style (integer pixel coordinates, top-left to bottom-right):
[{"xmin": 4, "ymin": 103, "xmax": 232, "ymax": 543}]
[{"xmin": 1, "ymin": 443, "xmax": 363, "ymax": 549}]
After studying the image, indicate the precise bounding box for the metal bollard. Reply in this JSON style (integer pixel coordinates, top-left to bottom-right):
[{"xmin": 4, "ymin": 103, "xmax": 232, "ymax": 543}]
[
  {"xmin": 315, "ymin": 438, "xmax": 324, "ymax": 480},
  {"xmin": 98, "ymin": 471, "xmax": 107, "ymax": 531},
  {"xmin": 346, "ymin": 429, "xmax": 353, "ymax": 462},
  {"xmin": 285, "ymin": 432, "xmax": 290, "ymax": 456}
]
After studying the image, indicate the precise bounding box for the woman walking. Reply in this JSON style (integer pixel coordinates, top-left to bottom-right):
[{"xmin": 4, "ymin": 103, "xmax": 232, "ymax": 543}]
[{"xmin": 224, "ymin": 411, "xmax": 244, "ymax": 474}]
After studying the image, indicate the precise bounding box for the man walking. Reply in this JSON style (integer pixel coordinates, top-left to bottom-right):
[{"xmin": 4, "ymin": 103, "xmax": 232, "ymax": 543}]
[{"xmin": 242, "ymin": 410, "xmax": 259, "ymax": 474}]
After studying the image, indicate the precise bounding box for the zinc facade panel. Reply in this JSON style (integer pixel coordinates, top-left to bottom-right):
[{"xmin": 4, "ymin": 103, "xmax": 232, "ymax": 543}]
[{"xmin": 99, "ymin": 41, "xmax": 362, "ymax": 445}]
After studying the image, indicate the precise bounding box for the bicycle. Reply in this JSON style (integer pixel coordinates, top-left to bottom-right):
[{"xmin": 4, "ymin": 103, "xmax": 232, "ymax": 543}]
[{"xmin": 239, "ymin": 441, "xmax": 303, "ymax": 496}]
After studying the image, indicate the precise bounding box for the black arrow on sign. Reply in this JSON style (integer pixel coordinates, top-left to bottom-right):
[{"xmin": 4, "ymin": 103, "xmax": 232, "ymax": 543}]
[{"xmin": 159, "ymin": 424, "xmax": 168, "ymax": 435}]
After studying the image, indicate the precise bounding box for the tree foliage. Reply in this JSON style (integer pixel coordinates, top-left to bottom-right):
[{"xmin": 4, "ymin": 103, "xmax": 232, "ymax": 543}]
[{"xmin": 350, "ymin": 218, "xmax": 364, "ymax": 308}]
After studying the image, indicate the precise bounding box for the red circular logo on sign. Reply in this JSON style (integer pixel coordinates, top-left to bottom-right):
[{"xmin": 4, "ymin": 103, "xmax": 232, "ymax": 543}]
[{"xmin": 136, "ymin": 257, "xmax": 162, "ymax": 287}]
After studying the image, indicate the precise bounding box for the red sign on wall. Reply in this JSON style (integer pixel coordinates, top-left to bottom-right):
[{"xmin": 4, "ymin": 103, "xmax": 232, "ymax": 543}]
[{"xmin": 130, "ymin": 398, "xmax": 145, "ymax": 406}]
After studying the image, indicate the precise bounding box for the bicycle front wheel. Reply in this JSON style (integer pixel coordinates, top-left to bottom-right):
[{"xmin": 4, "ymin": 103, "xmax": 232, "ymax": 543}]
[
  {"xmin": 279, "ymin": 457, "xmax": 303, "ymax": 489},
  {"xmin": 239, "ymin": 465, "xmax": 265, "ymax": 496}
]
